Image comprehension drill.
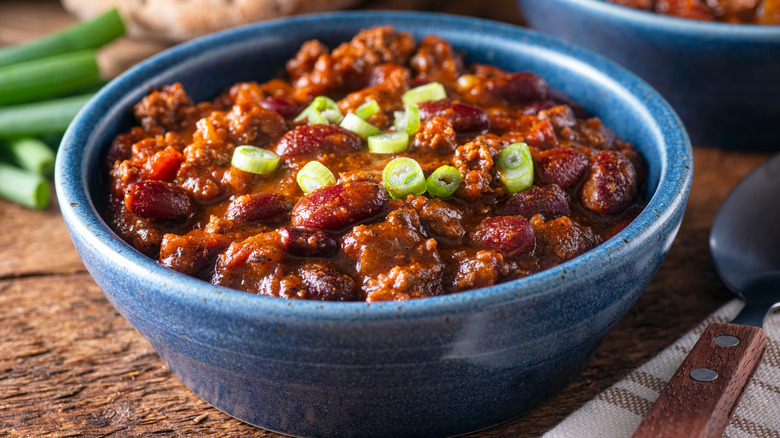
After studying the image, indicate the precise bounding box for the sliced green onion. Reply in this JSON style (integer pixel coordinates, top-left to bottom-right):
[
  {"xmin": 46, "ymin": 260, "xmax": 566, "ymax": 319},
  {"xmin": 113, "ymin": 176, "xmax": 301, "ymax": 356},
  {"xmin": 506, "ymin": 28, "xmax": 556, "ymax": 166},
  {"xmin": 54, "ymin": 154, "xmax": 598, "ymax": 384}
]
[
  {"xmin": 294, "ymin": 96, "xmax": 343, "ymax": 124},
  {"xmin": 355, "ymin": 99, "xmax": 380, "ymax": 119},
  {"xmin": 426, "ymin": 165, "xmax": 461, "ymax": 198},
  {"xmin": 321, "ymin": 108, "xmax": 343, "ymax": 124},
  {"xmin": 402, "ymin": 82, "xmax": 447, "ymax": 105},
  {"xmin": 393, "ymin": 104, "xmax": 420, "ymax": 135},
  {"xmin": 231, "ymin": 145, "xmax": 280, "ymax": 174},
  {"xmin": 340, "ymin": 113, "xmax": 381, "ymax": 139},
  {"xmin": 0, "ymin": 50, "xmax": 100, "ymax": 106},
  {"xmin": 496, "ymin": 142, "xmax": 534, "ymax": 194},
  {"xmin": 0, "ymin": 137, "xmax": 55, "ymax": 175},
  {"xmin": 296, "ymin": 161, "xmax": 336, "ymax": 194},
  {"xmin": 0, "ymin": 8, "xmax": 125, "ymax": 68},
  {"xmin": 0, "ymin": 162, "xmax": 50, "ymax": 210},
  {"xmin": 0, "ymin": 93, "xmax": 94, "ymax": 138},
  {"xmin": 305, "ymin": 109, "xmax": 328, "ymax": 125},
  {"xmin": 382, "ymin": 157, "xmax": 426, "ymax": 199},
  {"xmin": 367, "ymin": 132, "xmax": 409, "ymax": 154}
]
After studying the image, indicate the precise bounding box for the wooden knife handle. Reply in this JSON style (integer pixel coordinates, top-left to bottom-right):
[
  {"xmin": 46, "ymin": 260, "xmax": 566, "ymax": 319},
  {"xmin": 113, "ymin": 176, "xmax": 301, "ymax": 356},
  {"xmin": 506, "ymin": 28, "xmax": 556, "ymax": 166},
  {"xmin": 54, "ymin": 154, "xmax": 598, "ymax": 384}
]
[{"xmin": 632, "ymin": 322, "xmax": 766, "ymax": 438}]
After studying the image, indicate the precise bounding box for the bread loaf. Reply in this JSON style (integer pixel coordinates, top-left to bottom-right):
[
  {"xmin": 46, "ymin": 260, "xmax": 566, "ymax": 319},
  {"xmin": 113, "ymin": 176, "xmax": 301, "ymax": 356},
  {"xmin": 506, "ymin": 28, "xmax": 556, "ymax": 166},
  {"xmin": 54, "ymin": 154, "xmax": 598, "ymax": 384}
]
[{"xmin": 61, "ymin": 0, "xmax": 363, "ymax": 42}]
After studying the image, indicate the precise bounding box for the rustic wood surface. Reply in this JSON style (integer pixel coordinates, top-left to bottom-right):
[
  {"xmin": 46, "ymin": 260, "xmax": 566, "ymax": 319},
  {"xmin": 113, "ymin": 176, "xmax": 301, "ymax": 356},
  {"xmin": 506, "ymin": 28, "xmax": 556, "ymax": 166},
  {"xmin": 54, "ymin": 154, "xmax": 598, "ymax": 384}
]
[{"xmin": 0, "ymin": 1, "xmax": 774, "ymax": 436}]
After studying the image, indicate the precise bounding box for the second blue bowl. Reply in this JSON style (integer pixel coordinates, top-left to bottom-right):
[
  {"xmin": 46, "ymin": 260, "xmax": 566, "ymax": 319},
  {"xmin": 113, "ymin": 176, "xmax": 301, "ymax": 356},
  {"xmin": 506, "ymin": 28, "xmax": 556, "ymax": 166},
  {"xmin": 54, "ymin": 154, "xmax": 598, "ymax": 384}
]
[{"xmin": 518, "ymin": 0, "xmax": 780, "ymax": 149}]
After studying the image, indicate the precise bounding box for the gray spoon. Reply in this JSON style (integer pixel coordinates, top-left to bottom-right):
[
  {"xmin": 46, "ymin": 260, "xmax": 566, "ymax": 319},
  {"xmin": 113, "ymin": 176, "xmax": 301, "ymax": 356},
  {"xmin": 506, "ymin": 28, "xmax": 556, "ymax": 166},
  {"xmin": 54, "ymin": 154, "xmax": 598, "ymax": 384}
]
[{"xmin": 633, "ymin": 153, "xmax": 780, "ymax": 438}]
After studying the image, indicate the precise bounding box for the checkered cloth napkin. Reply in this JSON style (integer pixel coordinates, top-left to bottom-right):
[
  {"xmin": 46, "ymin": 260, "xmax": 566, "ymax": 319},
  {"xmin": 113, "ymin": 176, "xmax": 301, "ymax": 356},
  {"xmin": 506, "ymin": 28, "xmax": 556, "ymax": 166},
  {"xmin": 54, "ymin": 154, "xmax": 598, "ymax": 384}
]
[{"xmin": 544, "ymin": 299, "xmax": 780, "ymax": 438}]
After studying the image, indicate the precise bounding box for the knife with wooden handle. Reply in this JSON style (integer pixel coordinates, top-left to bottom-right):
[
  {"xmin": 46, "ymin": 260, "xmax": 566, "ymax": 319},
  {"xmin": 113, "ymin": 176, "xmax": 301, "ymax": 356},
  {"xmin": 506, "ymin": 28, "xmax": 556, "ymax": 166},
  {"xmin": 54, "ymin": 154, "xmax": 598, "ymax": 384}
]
[{"xmin": 631, "ymin": 322, "xmax": 765, "ymax": 438}]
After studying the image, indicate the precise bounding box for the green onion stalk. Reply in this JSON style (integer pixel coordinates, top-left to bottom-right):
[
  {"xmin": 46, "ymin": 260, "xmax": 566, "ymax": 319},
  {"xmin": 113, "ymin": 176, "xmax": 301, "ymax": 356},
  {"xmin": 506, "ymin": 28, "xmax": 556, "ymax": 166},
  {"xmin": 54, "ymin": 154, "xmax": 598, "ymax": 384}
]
[
  {"xmin": 0, "ymin": 137, "xmax": 56, "ymax": 175},
  {"xmin": 0, "ymin": 161, "xmax": 50, "ymax": 210},
  {"xmin": 0, "ymin": 9, "xmax": 125, "ymax": 67},
  {"xmin": 0, "ymin": 93, "xmax": 95, "ymax": 138},
  {"xmin": 0, "ymin": 50, "xmax": 100, "ymax": 106}
]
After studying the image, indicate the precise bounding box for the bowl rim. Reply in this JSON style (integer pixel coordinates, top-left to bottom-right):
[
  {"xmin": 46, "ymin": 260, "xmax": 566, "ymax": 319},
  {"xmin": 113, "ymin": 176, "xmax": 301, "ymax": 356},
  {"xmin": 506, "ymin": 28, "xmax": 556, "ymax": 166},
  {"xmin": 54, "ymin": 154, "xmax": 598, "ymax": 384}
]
[
  {"xmin": 55, "ymin": 10, "xmax": 692, "ymax": 321},
  {"xmin": 540, "ymin": 0, "xmax": 780, "ymax": 37}
]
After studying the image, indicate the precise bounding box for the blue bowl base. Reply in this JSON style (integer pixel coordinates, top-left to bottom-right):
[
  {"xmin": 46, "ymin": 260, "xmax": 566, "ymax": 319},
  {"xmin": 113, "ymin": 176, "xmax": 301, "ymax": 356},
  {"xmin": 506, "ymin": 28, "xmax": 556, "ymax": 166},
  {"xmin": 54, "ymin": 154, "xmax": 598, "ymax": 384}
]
[{"xmin": 155, "ymin": 332, "xmax": 607, "ymax": 437}]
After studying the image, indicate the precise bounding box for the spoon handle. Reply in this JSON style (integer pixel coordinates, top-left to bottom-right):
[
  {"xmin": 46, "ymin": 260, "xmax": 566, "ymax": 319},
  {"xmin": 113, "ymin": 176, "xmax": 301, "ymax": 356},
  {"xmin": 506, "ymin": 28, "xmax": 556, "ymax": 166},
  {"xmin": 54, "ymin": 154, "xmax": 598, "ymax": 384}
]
[{"xmin": 631, "ymin": 322, "xmax": 766, "ymax": 438}]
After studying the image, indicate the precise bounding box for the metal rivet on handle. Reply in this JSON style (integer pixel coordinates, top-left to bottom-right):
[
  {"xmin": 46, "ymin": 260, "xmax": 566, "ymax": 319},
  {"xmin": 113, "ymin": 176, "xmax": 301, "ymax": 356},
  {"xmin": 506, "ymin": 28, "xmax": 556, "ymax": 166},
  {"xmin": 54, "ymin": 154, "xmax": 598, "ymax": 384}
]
[
  {"xmin": 690, "ymin": 368, "xmax": 718, "ymax": 382},
  {"xmin": 714, "ymin": 335, "xmax": 740, "ymax": 347}
]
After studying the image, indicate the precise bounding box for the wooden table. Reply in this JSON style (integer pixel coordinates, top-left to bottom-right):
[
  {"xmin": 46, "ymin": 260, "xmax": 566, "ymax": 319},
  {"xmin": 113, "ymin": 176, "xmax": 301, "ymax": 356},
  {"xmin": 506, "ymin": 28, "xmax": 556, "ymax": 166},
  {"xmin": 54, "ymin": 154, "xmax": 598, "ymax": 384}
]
[{"xmin": 0, "ymin": 1, "xmax": 773, "ymax": 436}]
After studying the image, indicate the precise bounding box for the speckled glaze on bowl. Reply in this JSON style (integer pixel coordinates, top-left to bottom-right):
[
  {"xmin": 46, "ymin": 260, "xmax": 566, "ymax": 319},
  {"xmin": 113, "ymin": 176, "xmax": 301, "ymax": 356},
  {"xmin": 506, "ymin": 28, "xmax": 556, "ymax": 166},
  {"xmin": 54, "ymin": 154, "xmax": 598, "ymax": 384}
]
[
  {"xmin": 517, "ymin": 0, "xmax": 780, "ymax": 149},
  {"xmin": 56, "ymin": 12, "xmax": 692, "ymax": 437}
]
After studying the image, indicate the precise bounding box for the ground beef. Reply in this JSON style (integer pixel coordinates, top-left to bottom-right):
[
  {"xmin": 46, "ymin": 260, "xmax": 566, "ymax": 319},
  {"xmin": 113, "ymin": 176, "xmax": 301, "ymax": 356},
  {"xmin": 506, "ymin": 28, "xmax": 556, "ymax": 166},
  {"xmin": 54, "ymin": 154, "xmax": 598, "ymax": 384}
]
[
  {"xmin": 452, "ymin": 136, "xmax": 502, "ymax": 202},
  {"xmin": 531, "ymin": 215, "xmax": 599, "ymax": 264},
  {"xmin": 608, "ymin": 0, "xmax": 777, "ymax": 23},
  {"xmin": 449, "ymin": 250, "xmax": 515, "ymax": 290},
  {"xmin": 107, "ymin": 27, "xmax": 647, "ymax": 301},
  {"xmin": 342, "ymin": 209, "xmax": 444, "ymax": 301}
]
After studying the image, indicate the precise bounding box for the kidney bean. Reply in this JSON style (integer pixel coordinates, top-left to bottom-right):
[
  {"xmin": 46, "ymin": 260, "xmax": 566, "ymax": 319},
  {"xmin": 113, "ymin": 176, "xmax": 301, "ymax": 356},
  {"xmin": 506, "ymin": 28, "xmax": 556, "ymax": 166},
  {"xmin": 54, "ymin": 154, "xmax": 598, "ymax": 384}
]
[
  {"xmin": 292, "ymin": 182, "xmax": 387, "ymax": 231},
  {"xmin": 226, "ymin": 193, "xmax": 288, "ymax": 224},
  {"xmin": 535, "ymin": 148, "xmax": 589, "ymax": 189},
  {"xmin": 124, "ymin": 181, "xmax": 193, "ymax": 222},
  {"xmin": 581, "ymin": 150, "xmax": 638, "ymax": 215},
  {"xmin": 495, "ymin": 184, "xmax": 570, "ymax": 220},
  {"xmin": 279, "ymin": 227, "xmax": 339, "ymax": 258},
  {"xmin": 494, "ymin": 72, "xmax": 549, "ymax": 104},
  {"xmin": 260, "ymin": 97, "xmax": 303, "ymax": 120},
  {"xmin": 299, "ymin": 264, "xmax": 360, "ymax": 301},
  {"xmin": 275, "ymin": 124, "xmax": 363, "ymax": 158},
  {"xmin": 470, "ymin": 216, "xmax": 535, "ymax": 256},
  {"xmin": 418, "ymin": 99, "xmax": 490, "ymax": 134}
]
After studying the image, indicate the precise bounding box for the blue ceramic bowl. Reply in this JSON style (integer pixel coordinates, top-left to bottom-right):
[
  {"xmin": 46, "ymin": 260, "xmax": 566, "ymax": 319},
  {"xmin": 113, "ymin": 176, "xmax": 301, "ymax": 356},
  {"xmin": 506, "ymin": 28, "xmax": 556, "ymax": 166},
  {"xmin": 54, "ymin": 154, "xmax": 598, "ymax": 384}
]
[
  {"xmin": 517, "ymin": 0, "xmax": 780, "ymax": 149},
  {"xmin": 56, "ymin": 11, "xmax": 692, "ymax": 437}
]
